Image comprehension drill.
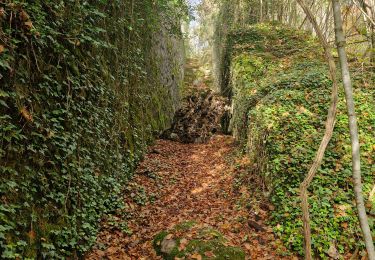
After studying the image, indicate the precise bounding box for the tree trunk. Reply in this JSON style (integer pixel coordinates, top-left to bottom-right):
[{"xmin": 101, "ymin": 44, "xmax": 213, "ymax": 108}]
[
  {"xmin": 323, "ymin": 2, "xmax": 332, "ymax": 39},
  {"xmin": 358, "ymin": 0, "xmax": 375, "ymax": 61},
  {"xmin": 298, "ymin": 0, "xmax": 316, "ymax": 31},
  {"xmin": 296, "ymin": 0, "xmax": 339, "ymax": 258},
  {"xmin": 278, "ymin": 1, "xmax": 284, "ymax": 22},
  {"xmin": 332, "ymin": 0, "xmax": 375, "ymax": 259}
]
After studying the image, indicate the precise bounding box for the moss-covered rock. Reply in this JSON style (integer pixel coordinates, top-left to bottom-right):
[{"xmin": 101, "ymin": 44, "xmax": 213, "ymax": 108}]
[{"xmin": 153, "ymin": 223, "xmax": 245, "ymax": 260}]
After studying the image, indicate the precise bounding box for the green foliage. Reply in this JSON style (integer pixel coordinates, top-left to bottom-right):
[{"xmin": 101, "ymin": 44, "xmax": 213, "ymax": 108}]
[
  {"xmin": 0, "ymin": 0, "xmax": 186, "ymax": 258},
  {"xmin": 226, "ymin": 23, "xmax": 375, "ymax": 257}
]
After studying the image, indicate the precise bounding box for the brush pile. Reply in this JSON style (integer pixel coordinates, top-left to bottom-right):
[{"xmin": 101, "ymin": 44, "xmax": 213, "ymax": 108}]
[{"xmin": 162, "ymin": 90, "xmax": 230, "ymax": 143}]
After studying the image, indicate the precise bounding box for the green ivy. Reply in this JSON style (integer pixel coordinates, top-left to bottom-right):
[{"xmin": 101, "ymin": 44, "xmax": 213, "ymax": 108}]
[
  {"xmin": 0, "ymin": 0, "xmax": 186, "ymax": 258},
  {"xmin": 226, "ymin": 23, "xmax": 375, "ymax": 258}
]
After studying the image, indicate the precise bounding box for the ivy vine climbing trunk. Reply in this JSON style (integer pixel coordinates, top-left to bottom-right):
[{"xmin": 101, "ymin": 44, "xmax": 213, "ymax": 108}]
[
  {"xmin": 332, "ymin": 0, "xmax": 375, "ymax": 258},
  {"xmin": 295, "ymin": 0, "xmax": 339, "ymax": 259}
]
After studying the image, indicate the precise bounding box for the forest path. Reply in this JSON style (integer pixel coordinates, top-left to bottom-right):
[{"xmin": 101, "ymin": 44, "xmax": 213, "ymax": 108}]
[
  {"xmin": 88, "ymin": 137, "xmax": 285, "ymax": 259},
  {"xmin": 87, "ymin": 60, "xmax": 290, "ymax": 260}
]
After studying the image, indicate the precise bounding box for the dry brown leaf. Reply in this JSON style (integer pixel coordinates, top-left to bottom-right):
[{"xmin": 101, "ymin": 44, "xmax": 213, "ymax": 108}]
[
  {"xmin": 0, "ymin": 7, "xmax": 5, "ymax": 18},
  {"xmin": 0, "ymin": 45, "xmax": 4, "ymax": 54},
  {"xmin": 334, "ymin": 204, "xmax": 350, "ymax": 217},
  {"xmin": 220, "ymin": 223, "xmax": 230, "ymax": 230},
  {"xmin": 165, "ymin": 234, "xmax": 173, "ymax": 240},
  {"xmin": 341, "ymin": 222, "xmax": 348, "ymax": 229},
  {"xmin": 190, "ymin": 253, "xmax": 202, "ymax": 260},
  {"xmin": 20, "ymin": 10, "xmax": 30, "ymax": 21},
  {"xmin": 244, "ymin": 243, "xmax": 251, "ymax": 250},
  {"xmin": 178, "ymin": 238, "xmax": 188, "ymax": 251},
  {"xmin": 28, "ymin": 230, "xmax": 36, "ymax": 241},
  {"xmin": 24, "ymin": 21, "xmax": 33, "ymax": 29},
  {"xmin": 204, "ymin": 251, "xmax": 215, "ymax": 257},
  {"xmin": 20, "ymin": 107, "xmax": 33, "ymax": 122},
  {"xmin": 106, "ymin": 246, "xmax": 118, "ymax": 254}
]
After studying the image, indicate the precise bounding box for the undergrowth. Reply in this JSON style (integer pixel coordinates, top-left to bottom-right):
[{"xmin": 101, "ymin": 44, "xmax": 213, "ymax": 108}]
[
  {"xmin": 0, "ymin": 0, "xmax": 186, "ymax": 258},
  {"xmin": 224, "ymin": 23, "xmax": 375, "ymax": 258}
]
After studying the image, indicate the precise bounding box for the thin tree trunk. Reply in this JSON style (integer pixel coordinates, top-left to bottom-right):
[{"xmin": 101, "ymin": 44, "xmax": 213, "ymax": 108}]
[
  {"xmin": 298, "ymin": 0, "xmax": 316, "ymax": 30},
  {"xmin": 357, "ymin": 0, "xmax": 375, "ymax": 61},
  {"xmin": 332, "ymin": 1, "xmax": 375, "ymax": 259},
  {"xmin": 323, "ymin": 2, "xmax": 332, "ymax": 39},
  {"xmin": 265, "ymin": 0, "xmax": 269, "ymax": 21},
  {"xmin": 296, "ymin": 0, "xmax": 339, "ymax": 258}
]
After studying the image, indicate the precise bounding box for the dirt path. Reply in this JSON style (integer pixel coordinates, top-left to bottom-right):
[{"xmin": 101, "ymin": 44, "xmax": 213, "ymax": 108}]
[{"xmin": 88, "ymin": 135, "xmax": 290, "ymax": 259}]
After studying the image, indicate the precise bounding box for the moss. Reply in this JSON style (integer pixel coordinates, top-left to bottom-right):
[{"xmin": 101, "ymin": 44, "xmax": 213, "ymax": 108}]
[
  {"xmin": 185, "ymin": 240, "xmax": 245, "ymax": 260},
  {"xmin": 153, "ymin": 231, "xmax": 169, "ymax": 256},
  {"xmin": 198, "ymin": 228, "xmax": 226, "ymax": 243},
  {"xmin": 153, "ymin": 225, "xmax": 245, "ymax": 260},
  {"xmin": 174, "ymin": 221, "xmax": 197, "ymax": 231}
]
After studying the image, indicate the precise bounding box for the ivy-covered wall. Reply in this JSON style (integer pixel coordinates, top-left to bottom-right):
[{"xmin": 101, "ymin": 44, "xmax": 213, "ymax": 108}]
[
  {"xmin": 212, "ymin": 0, "xmax": 261, "ymax": 97},
  {"xmin": 0, "ymin": 0, "xmax": 185, "ymax": 258},
  {"xmin": 220, "ymin": 23, "xmax": 375, "ymax": 257}
]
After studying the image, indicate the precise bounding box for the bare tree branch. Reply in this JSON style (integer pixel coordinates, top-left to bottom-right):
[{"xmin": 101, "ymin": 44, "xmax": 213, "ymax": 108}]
[{"xmin": 295, "ymin": 0, "xmax": 339, "ymax": 258}]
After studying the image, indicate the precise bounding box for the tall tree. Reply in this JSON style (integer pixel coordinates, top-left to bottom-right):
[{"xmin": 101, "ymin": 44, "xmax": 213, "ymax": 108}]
[{"xmin": 332, "ymin": 0, "xmax": 375, "ymax": 258}]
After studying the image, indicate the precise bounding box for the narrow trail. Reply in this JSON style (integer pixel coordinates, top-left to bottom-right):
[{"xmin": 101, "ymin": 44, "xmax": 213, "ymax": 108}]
[
  {"xmin": 88, "ymin": 60, "xmax": 290, "ymax": 259},
  {"xmin": 89, "ymin": 137, "xmax": 285, "ymax": 259}
]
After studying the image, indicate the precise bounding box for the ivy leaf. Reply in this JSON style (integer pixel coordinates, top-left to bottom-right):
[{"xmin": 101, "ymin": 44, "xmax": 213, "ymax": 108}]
[
  {"xmin": 0, "ymin": 100, "xmax": 8, "ymax": 108},
  {"xmin": 20, "ymin": 107, "xmax": 33, "ymax": 122}
]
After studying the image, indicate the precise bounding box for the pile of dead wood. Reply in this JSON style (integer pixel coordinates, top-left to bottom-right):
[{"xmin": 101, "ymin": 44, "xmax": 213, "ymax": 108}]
[{"xmin": 162, "ymin": 90, "xmax": 230, "ymax": 143}]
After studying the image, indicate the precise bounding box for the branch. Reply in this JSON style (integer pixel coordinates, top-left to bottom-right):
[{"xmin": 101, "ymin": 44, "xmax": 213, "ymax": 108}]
[
  {"xmin": 295, "ymin": 0, "xmax": 339, "ymax": 259},
  {"xmin": 352, "ymin": 0, "xmax": 375, "ymax": 26}
]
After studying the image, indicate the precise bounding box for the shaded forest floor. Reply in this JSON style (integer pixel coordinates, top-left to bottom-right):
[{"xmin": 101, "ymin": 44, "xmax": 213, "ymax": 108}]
[{"xmin": 87, "ymin": 60, "xmax": 292, "ymax": 259}]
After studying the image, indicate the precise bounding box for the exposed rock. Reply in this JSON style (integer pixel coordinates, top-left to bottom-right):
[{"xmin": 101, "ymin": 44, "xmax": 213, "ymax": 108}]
[
  {"xmin": 160, "ymin": 238, "xmax": 177, "ymax": 254},
  {"xmin": 153, "ymin": 225, "xmax": 245, "ymax": 260},
  {"xmin": 327, "ymin": 243, "xmax": 340, "ymax": 259},
  {"xmin": 162, "ymin": 90, "xmax": 230, "ymax": 143}
]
